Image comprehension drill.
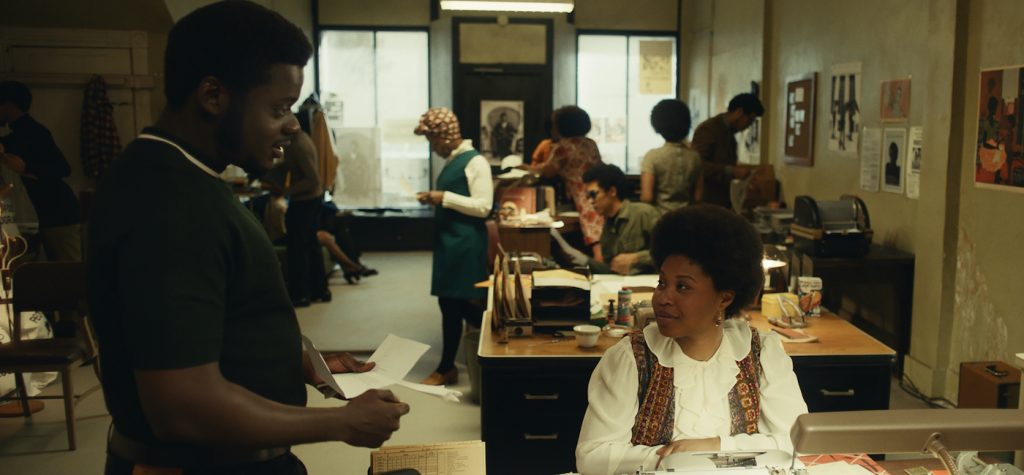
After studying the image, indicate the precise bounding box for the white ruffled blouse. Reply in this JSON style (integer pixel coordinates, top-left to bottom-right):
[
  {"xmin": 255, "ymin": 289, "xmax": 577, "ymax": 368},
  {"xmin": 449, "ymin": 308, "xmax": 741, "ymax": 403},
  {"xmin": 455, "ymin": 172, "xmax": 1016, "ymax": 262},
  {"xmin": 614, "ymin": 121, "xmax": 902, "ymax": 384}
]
[{"xmin": 575, "ymin": 319, "xmax": 808, "ymax": 475}]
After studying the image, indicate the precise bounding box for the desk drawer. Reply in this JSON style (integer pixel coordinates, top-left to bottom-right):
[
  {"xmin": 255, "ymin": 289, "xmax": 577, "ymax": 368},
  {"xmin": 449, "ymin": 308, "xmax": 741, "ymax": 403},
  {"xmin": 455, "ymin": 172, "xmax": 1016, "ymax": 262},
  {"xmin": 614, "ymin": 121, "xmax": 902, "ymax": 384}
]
[
  {"xmin": 795, "ymin": 362, "xmax": 890, "ymax": 412},
  {"xmin": 485, "ymin": 419, "xmax": 578, "ymax": 475},
  {"xmin": 483, "ymin": 373, "xmax": 590, "ymax": 413}
]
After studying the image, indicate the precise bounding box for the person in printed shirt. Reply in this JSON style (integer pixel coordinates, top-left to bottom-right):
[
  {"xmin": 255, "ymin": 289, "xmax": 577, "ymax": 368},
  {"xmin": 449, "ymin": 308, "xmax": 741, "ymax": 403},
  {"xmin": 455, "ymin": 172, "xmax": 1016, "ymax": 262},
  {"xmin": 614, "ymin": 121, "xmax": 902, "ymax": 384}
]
[
  {"xmin": 414, "ymin": 107, "xmax": 493, "ymax": 386},
  {"xmin": 532, "ymin": 106, "xmax": 605, "ymax": 261},
  {"xmin": 576, "ymin": 205, "xmax": 807, "ymax": 475}
]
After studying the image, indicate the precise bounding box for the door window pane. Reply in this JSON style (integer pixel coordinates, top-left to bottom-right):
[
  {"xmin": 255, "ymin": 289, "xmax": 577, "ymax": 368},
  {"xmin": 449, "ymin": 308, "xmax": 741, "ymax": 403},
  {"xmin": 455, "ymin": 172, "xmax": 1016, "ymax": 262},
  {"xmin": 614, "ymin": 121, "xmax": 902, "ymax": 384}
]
[
  {"xmin": 578, "ymin": 34, "xmax": 677, "ymax": 174},
  {"xmin": 318, "ymin": 30, "xmax": 429, "ymax": 208}
]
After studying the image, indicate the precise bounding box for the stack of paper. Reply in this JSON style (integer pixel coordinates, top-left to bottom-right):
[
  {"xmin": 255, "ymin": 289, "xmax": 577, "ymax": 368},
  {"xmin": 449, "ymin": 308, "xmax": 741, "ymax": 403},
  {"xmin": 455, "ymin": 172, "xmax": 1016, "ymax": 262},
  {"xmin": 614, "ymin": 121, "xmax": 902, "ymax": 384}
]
[{"xmin": 370, "ymin": 440, "xmax": 485, "ymax": 475}]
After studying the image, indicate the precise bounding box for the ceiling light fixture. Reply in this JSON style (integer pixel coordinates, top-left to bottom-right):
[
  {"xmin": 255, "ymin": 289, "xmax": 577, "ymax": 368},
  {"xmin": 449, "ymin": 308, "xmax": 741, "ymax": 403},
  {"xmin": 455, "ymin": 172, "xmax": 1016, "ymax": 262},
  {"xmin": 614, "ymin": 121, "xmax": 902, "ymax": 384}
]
[{"xmin": 440, "ymin": 1, "xmax": 575, "ymax": 13}]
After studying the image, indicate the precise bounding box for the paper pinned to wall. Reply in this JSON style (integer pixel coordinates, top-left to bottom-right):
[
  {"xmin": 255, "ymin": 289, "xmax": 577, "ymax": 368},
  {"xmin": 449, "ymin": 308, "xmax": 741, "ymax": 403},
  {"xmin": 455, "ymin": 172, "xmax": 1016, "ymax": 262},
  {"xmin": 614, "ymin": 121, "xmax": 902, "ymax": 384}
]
[
  {"xmin": 860, "ymin": 128, "xmax": 881, "ymax": 192},
  {"xmin": 638, "ymin": 40, "xmax": 673, "ymax": 94},
  {"xmin": 906, "ymin": 126, "xmax": 923, "ymax": 199}
]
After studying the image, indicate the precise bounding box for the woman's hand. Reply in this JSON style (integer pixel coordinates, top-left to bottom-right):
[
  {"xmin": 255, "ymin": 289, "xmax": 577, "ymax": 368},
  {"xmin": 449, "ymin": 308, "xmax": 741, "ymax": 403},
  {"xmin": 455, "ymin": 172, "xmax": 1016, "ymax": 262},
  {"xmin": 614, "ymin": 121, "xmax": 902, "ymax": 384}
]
[
  {"xmin": 416, "ymin": 191, "xmax": 444, "ymax": 205},
  {"xmin": 656, "ymin": 437, "xmax": 721, "ymax": 467}
]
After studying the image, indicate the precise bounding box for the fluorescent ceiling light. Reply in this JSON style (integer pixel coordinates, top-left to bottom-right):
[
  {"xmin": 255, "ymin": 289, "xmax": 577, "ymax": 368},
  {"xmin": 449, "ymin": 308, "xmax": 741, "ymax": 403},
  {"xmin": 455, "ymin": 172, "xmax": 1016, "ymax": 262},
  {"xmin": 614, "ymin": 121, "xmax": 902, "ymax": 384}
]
[{"xmin": 440, "ymin": 1, "xmax": 575, "ymax": 13}]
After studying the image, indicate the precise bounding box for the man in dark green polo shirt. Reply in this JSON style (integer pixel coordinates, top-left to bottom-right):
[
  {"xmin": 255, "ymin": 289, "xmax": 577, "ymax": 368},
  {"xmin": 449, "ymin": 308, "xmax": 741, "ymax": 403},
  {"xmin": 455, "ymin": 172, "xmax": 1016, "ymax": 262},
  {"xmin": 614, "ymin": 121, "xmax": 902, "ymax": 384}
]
[
  {"xmin": 87, "ymin": 3, "xmax": 408, "ymax": 474},
  {"xmin": 582, "ymin": 163, "xmax": 661, "ymax": 275}
]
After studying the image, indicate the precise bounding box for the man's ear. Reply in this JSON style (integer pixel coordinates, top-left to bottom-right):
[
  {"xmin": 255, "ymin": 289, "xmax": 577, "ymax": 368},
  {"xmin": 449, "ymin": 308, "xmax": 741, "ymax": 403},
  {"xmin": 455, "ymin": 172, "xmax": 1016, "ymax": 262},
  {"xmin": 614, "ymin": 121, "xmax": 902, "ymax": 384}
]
[
  {"xmin": 196, "ymin": 76, "xmax": 230, "ymax": 117},
  {"xmin": 607, "ymin": 185, "xmax": 618, "ymax": 199}
]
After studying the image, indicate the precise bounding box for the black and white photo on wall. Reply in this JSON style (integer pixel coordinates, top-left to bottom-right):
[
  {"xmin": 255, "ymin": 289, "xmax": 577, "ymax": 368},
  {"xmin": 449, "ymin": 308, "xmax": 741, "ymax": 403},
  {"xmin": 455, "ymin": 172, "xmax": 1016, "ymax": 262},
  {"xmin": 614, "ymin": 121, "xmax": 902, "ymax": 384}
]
[
  {"xmin": 829, "ymin": 62, "xmax": 862, "ymax": 156},
  {"xmin": 882, "ymin": 127, "xmax": 907, "ymax": 194},
  {"xmin": 480, "ymin": 100, "xmax": 524, "ymax": 165}
]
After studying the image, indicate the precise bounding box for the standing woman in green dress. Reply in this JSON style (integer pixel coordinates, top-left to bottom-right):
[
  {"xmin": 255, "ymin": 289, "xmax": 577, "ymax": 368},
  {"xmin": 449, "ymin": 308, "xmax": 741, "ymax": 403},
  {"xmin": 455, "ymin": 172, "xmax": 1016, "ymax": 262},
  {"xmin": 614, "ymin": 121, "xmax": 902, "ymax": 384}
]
[{"xmin": 414, "ymin": 108, "xmax": 494, "ymax": 386}]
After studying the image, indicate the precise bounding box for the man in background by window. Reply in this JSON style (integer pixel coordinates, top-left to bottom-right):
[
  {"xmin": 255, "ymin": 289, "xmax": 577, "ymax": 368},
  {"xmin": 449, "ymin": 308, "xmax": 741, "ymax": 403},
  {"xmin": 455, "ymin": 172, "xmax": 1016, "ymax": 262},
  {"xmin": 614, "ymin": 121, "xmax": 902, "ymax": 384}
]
[
  {"xmin": 0, "ymin": 80, "xmax": 82, "ymax": 261},
  {"xmin": 691, "ymin": 93, "xmax": 764, "ymax": 210}
]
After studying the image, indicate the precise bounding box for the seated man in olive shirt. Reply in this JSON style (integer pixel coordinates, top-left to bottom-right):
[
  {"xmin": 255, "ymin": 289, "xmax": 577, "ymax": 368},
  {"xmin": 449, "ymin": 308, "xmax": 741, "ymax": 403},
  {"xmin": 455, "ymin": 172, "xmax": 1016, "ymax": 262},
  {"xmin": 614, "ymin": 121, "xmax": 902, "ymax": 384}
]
[
  {"xmin": 87, "ymin": 4, "xmax": 408, "ymax": 474},
  {"xmin": 582, "ymin": 163, "xmax": 661, "ymax": 275}
]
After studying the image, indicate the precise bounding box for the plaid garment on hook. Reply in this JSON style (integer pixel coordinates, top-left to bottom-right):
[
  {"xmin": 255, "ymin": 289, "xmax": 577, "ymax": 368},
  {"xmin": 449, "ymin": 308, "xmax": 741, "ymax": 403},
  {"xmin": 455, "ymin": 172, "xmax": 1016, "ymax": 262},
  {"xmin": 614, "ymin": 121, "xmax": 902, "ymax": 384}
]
[
  {"xmin": 629, "ymin": 327, "xmax": 764, "ymax": 446},
  {"xmin": 80, "ymin": 75, "xmax": 121, "ymax": 179}
]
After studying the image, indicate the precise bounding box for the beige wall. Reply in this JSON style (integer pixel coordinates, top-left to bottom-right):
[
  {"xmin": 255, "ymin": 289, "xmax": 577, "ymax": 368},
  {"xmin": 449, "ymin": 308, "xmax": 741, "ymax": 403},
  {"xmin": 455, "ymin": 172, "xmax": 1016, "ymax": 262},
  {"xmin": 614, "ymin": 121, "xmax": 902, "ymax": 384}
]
[
  {"xmin": 947, "ymin": 0, "xmax": 1024, "ymax": 401},
  {"xmin": 318, "ymin": 0, "xmax": 430, "ymax": 26},
  {"xmin": 0, "ymin": 0, "xmax": 172, "ymax": 118},
  {"xmin": 684, "ymin": 0, "xmax": 1024, "ymax": 401},
  {"xmin": 575, "ymin": 0, "xmax": 678, "ymax": 31}
]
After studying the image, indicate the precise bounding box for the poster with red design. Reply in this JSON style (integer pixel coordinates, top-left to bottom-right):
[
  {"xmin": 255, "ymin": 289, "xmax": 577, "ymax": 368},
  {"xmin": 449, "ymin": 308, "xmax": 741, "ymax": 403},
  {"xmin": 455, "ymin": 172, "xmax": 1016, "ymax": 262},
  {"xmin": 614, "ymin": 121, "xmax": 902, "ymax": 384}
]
[{"xmin": 975, "ymin": 65, "xmax": 1024, "ymax": 192}]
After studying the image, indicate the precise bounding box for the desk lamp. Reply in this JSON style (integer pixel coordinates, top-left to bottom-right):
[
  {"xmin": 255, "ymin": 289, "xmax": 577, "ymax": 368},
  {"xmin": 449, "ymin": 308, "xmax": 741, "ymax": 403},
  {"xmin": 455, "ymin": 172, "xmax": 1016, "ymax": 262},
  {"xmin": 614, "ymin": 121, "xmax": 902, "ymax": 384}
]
[{"xmin": 791, "ymin": 409, "xmax": 1024, "ymax": 475}]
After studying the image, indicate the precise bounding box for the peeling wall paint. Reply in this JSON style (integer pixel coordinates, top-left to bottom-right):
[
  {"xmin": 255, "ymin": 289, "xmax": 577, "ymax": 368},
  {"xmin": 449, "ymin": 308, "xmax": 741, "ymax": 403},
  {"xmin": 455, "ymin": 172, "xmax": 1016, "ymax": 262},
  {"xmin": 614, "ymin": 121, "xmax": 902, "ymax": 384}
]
[{"xmin": 950, "ymin": 225, "xmax": 1010, "ymax": 401}]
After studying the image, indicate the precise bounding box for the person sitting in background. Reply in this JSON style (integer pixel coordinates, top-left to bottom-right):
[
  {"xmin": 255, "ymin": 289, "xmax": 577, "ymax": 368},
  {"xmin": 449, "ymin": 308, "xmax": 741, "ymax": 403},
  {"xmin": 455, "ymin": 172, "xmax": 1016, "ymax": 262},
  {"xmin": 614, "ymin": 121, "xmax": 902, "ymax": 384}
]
[
  {"xmin": 691, "ymin": 93, "xmax": 764, "ymax": 209},
  {"xmin": 576, "ymin": 205, "xmax": 807, "ymax": 475},
  {"xmin": 317, "ymin": 201, "xmax": 377, "ymax": 284},
  {"xmin": 641, "ymin": 99, "xmax": 703, "ymax": 214},
  {"xmin": 532, "ymin": 106, "xmax": 605, "ymax": 260},
  {"xmin": 554, "ymin": 163, "xmax": 660, "ymax": 276}
]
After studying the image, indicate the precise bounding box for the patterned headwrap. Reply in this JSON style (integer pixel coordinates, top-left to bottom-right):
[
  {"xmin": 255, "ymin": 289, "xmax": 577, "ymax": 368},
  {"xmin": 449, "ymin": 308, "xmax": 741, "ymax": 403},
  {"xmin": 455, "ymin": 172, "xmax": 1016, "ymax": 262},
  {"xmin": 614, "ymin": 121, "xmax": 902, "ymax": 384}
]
[{"xmin": 413, "ymin": 107, "xmax": 462, "ymax": 143}]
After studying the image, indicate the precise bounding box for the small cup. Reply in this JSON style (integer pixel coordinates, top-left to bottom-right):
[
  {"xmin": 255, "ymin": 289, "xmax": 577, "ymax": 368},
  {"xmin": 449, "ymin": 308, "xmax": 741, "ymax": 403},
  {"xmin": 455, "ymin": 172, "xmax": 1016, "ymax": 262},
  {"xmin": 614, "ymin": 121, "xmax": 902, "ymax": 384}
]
[{"xmin": 573, "ymin": 324, "xmax": 601, "ymax": 348}]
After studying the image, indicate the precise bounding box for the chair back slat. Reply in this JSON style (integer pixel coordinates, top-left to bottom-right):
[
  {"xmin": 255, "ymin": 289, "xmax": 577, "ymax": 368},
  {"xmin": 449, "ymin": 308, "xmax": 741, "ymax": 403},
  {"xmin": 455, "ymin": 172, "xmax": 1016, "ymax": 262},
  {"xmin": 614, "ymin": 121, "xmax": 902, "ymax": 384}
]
[{"xmin": 11, "ymin": 262, "xmax": 87, "ymax": 339}]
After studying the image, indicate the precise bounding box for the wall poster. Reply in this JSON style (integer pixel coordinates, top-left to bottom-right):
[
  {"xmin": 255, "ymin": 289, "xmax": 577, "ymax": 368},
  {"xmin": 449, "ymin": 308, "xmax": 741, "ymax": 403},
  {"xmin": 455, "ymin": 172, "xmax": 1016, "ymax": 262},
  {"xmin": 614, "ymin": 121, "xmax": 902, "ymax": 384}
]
[
  {"xmin": 638, "ymin": 40, "xmax": 673, "ymax": 95},
  {"xmin": 333, "ymin": 128, "xmax": 381, "ymax": 207},
  {"xmin": 882, "ymin": 128, "xmax": 907, "ymax": 194},
  {"xmin": 784, "ymin": 73, "xmax": 816, "ymax": 166},
  {"xmin": 880, "ymin": 78, "xmax": 911, "ymax": 122},
  {"xmin": 828, "ymin": 62, "xmax": 862, "ymax": 156},
  {"xmin": 906, "ymin": 126, "xmax": 923, "ymax": 199},
  {"xmin": 480, "ymin": 100, "xmax": 524, "ymax": 165},
  {"xmin": 975, "ymin": 65, "xmax": 1024, "ymax": 192}
]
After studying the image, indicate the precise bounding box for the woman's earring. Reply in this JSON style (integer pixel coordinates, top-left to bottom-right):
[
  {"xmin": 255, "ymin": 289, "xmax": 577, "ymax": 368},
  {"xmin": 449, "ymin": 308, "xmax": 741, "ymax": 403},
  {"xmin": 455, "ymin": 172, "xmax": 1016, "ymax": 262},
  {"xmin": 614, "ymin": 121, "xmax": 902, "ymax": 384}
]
[{"xmin": 714, "ymin": 309, "xmax": 724, "ymax": 327}]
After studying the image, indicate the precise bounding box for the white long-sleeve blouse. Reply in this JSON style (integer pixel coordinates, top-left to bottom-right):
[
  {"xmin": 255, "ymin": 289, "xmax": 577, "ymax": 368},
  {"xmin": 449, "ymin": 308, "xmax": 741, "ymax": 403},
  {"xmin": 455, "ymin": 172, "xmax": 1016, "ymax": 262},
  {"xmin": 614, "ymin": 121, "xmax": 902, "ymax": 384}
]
[{"xmin": 575, "ymin": 319, "xmax": 808, "ymax": 475}]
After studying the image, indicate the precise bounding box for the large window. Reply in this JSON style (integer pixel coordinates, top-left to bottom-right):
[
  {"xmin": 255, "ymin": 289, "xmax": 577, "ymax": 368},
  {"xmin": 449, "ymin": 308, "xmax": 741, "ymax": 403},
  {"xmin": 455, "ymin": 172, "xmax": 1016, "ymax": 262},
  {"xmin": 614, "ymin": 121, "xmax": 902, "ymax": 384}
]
[
  {"xmin": 577, "ymin": 34, "xmax": 677, "ymax": 174},
  {"xmin": 318, "ymin": 29, "xmax": 429, "ymax": 208}
]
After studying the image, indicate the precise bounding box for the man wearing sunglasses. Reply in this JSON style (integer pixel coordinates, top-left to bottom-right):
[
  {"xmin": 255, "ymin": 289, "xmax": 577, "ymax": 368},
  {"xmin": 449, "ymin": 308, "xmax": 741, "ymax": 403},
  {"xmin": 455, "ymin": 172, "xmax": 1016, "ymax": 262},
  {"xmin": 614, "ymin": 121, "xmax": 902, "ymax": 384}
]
[{"xmin": 580, "ymin": 163, "xmax": 661, "ymax": 275}]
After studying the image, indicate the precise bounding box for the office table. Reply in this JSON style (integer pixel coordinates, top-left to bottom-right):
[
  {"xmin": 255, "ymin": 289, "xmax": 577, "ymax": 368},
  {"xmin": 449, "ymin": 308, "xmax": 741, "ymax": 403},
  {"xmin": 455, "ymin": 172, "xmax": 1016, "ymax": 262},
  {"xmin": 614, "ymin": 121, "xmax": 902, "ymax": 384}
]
[{"xmin": 477, "ymin": 310, "xmax": 895, "ymax": 475}]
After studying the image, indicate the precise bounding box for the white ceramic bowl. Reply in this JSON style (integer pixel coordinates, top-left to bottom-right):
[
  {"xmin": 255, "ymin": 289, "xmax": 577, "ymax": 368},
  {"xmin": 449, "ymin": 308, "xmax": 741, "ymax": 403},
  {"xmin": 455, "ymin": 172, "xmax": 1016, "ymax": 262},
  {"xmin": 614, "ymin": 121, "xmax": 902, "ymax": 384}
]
[{"xmin": 573, "ymin": 324, "xmax": 601, "ymax": 348}]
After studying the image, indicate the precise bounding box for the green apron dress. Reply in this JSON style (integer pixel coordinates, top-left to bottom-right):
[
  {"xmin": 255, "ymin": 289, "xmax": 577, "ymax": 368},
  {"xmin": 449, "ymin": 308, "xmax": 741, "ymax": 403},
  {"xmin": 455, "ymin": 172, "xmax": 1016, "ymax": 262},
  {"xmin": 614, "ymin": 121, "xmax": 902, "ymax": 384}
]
[{"xmin": 430, "ymin": 149, "xmax": 488, "ymax": 300}]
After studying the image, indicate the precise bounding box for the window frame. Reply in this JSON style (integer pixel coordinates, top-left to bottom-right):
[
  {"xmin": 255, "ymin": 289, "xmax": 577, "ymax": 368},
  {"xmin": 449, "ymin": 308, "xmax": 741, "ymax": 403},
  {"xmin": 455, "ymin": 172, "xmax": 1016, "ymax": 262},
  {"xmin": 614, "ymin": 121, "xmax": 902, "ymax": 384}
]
[
  {"xmin": 313, "ymin": 25, "xmax": 433, "ymax": 208},
  {"xmin": 575, "ymin": 29, "xmax": 680, "ymax": 175}
]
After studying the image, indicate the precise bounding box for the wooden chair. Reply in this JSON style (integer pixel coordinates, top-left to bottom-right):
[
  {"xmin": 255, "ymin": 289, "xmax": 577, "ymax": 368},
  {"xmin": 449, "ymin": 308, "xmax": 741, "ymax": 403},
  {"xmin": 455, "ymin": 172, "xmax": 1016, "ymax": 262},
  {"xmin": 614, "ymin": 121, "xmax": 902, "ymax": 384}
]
[{"xmin": 0, "ymin": 261, "xmax": 100, "ymax": 450}]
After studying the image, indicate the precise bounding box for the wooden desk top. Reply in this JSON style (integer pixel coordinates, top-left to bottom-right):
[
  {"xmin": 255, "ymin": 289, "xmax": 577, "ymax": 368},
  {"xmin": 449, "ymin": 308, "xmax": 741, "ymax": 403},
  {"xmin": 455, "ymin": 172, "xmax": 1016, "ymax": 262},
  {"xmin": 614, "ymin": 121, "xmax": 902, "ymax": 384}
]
[{"xmin": 478, "ymin": 309, "xmax": 895, "ymax": 359}]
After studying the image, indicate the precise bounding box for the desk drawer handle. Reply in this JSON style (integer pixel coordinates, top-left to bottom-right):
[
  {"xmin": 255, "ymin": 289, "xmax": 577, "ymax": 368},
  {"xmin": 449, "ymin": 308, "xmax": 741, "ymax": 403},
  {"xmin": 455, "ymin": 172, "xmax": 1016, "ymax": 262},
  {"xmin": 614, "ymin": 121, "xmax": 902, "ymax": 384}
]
[
  {"xmin": 524, "ymin": 433, "xmax": 559, "ymax": 441},
  {"xmin": 820, "ymin": 389, "xmax": 856, "ymax": 397},
  {"xmin": 524, "ymin": 393, "xmax": 560, "ymax": 401}
]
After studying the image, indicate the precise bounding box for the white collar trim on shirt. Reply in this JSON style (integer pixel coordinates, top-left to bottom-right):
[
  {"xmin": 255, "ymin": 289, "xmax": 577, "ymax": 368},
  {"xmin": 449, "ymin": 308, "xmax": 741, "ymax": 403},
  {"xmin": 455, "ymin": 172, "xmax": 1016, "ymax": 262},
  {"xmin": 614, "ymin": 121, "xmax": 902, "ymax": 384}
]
[
  {"xmin": 137, "ymin": 133, "xmax": 220, "ymax": 178},
  {"xmin": 445, "ymin": 139, "xmax": 475, "ymax": 159},
  {"xmin": 642, "ymin": 318, "xmax": 753, "ymax": 367}
]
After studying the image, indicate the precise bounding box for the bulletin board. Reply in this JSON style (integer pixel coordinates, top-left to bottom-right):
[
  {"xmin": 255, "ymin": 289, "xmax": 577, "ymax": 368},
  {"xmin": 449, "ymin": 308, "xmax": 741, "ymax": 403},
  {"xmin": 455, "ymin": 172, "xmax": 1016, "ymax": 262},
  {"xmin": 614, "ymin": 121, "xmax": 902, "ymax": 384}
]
[{"xmin": 785, "ymin": 72, "xmax": 816, "ymax": 166}]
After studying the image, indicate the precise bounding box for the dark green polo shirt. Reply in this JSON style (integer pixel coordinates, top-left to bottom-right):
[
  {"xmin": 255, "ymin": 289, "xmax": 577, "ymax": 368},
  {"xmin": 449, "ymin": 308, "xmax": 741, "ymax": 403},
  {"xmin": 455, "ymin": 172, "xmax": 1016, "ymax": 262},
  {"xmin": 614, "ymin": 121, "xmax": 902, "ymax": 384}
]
[{"xmin": 87, "ymin": 128, "xmax": 306, "ymax": 449}]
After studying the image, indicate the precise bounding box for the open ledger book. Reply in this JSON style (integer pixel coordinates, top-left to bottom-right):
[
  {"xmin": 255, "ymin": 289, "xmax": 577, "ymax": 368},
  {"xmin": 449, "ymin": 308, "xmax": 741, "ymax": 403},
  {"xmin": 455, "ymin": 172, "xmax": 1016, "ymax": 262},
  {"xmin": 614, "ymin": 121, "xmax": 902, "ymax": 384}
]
[
  {"xmin": 370, "ymin": 440, "xmax": 485, "ymax": 475},
  {"xmin": 301, "ymin": 334, "xmax": 462, "ymax": 401}
]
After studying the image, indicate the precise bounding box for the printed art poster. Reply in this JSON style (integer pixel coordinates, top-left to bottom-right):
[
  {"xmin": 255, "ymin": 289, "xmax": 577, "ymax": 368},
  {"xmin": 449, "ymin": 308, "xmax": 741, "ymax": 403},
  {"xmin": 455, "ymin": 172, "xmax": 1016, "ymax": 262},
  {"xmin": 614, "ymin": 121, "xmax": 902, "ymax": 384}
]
[
  {"xmin": 480, "ymin": 100, "xmax": 524, "ymax": 165},
  {"xmin": 975, "ymin": 65, "xmax": 1024, "ymax": 191},
  {"xmin": 638, "ymin": 40, "xmax": 673, "ymax": 95},
  {"xmin": 882, "ymin": 128, "xmax": 907, "ymax": 194},
  {"xmin": 880, "ymin": 78, "xmax": 911, "ymax": 122},
  {"xmin": 829, "ymin": 62, "xmax": 862, "ymax": 156}
]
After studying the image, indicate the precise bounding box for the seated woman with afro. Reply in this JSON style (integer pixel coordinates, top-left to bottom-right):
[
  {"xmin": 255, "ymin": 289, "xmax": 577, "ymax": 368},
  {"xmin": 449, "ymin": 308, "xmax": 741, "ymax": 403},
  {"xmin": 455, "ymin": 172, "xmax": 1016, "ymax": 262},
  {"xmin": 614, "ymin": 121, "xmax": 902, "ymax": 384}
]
[{"xmin": 576, "ymin": 205, "xmax": 807, "ymax": 475}]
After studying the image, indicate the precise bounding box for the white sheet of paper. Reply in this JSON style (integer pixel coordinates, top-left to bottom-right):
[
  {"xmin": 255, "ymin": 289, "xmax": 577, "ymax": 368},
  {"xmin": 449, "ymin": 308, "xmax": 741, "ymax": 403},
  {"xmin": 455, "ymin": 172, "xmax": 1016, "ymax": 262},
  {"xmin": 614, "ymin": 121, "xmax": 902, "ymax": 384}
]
[
  {"xmin": 302, "ymin": 334, "xmax": 435, "ymax": 400},
  {"xmin": 795, "ymin": 87, "xmax": 805, "ymax": 102},
  {"xmin": 860, "ymin": 128, "xmax": 882, "ymax": 192}
]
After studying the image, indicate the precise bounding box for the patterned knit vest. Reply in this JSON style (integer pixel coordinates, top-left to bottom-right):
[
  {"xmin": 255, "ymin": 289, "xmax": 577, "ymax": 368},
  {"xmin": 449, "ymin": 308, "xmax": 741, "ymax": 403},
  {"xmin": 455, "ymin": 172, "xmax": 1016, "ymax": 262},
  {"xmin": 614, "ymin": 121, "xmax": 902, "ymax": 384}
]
[{"xmin": 629, "ymin": 327, "xmax": 764, "ymax": 446}]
